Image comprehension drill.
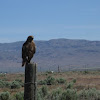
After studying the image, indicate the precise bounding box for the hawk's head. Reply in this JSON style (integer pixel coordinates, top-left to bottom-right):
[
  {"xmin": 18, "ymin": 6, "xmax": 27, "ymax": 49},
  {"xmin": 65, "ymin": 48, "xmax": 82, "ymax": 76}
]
[{"xmin": 27, "ymin": 36, "xmax": 34, "ymax": 42}]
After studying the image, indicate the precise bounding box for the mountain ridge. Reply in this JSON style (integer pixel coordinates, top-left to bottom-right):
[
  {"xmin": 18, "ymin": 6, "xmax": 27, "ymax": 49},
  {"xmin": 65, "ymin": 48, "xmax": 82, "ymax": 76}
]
[{"xmin": 0, "ymin": 38, "xmax": 100, "ymax": 72}]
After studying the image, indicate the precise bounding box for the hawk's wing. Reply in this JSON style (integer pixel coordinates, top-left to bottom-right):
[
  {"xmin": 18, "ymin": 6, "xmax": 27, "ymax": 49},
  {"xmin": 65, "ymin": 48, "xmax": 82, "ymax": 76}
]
[
  {"xmin": 31, "ymin": 41, "xmax": 36, "ymax": 54},
  {"xmin": 22, "ymin": 42, "xmax": 27, "ymax": 59}
]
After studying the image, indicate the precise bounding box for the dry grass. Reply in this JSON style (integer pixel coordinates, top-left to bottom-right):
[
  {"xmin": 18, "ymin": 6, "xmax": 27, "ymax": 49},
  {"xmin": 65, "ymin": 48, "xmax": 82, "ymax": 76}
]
[{"xmin": 0, "ymin": 71, "xmax": 100, "ymax": 94}]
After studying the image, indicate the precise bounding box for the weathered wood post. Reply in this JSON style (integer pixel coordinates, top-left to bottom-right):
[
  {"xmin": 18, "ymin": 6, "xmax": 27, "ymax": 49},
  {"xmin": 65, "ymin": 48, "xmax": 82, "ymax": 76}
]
[{"xmin": 24, "ymin": 63, "xmax": 37, "ymax": 100}]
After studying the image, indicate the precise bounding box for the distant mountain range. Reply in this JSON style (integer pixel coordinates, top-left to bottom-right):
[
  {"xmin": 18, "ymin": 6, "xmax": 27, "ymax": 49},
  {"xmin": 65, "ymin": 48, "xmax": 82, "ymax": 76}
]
[{"xmin": 0, "ymin": 38, "xmax": 100, "ymax": 72}]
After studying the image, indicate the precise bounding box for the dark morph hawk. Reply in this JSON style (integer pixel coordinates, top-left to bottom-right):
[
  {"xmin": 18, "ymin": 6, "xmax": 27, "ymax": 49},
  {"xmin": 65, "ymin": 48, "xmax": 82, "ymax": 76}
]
[{"xmin": 22, "ymin": 36, "xmax": 36, "ymax": 67}]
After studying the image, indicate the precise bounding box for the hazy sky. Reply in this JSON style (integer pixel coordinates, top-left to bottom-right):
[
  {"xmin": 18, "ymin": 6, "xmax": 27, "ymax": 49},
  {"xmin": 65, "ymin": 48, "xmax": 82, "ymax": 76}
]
[{"xmin": 0, "ymin": 0, "xmax": 100, "ymax": 43}]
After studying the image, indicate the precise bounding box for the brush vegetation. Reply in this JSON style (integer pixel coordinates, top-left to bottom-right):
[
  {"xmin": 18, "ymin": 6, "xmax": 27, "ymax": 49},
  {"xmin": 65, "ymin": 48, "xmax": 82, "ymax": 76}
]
[{"xmin": 0, "ymin": 71, "xmax": 100, "ymax": 100}]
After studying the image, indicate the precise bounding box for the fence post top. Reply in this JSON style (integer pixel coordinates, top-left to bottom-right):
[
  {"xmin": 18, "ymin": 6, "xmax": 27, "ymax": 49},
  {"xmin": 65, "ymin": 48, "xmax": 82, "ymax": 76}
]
[{"xmin": 26, "ymin": 62, "xmax": 37, "ymax": 66}]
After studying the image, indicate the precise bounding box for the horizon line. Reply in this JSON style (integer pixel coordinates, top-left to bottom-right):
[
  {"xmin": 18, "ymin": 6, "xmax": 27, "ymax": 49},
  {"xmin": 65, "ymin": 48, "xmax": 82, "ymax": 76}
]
[{"xmin": 1, "ymin": 38, "xmax": 100, "ymax": 43}]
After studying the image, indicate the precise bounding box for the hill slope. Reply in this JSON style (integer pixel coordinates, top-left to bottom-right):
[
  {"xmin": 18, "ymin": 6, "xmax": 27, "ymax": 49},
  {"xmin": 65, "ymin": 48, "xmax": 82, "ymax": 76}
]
[{"xmin": 0, "ymin": 39, "xmax": 100, "ymax": 72}]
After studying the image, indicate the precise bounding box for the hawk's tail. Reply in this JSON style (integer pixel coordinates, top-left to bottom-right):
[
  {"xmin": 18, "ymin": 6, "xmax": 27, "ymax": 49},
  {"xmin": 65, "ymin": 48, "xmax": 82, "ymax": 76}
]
[{"xmin": 22, "ymin": 60, "xmax": 25, "ymax": 67}]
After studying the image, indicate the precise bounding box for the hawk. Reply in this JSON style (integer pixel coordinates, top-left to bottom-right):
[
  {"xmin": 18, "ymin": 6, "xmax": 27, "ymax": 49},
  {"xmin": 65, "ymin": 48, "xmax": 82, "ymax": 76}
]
[{"xmin": 22, "ymin": 36, "xmax": 36, "ymax": 67}]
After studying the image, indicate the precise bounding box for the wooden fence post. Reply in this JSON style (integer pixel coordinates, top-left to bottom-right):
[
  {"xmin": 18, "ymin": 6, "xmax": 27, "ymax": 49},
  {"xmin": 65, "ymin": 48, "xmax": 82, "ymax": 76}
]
[{"xmin": 24, "ymin": 63, "xmax": 37, "ymax": 100}]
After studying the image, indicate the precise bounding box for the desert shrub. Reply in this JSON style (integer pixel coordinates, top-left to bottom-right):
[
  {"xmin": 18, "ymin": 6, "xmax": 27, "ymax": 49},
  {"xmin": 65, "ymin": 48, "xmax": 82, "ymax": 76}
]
[
  {"xmin": 46, "ymin": 88, "xmax": 77, "ymax": 100},
  {"xmin": 15, "ymin": 79, "xmax": 22, "ymax": 83},
  {"xmin": 78, "ymin": 88, "xmax": 100, "ymax": 100},
  {"xmin": 38, "ymin": 76, "xmax": 56, "ymax": 85},
  {"xmin": 2, "ymin": 78, "xmax": 8, "ymax": 81},
  {"xmin": 72, "ymin": 79, "xmax": 76, "ymax": 83},
  {"xmin": 0, "ymin": 80, "xmax": 11, "ymax": 88},
  {"xmin": 5, "ymin": 82, "xmax": 11, "ymax": 88},
  {"xmin": 37, "ymin": 94, "xmax": 42, "ymax": 100},
  {"xmin": 0, "ymin": 74, "xmax": 6, "ymax": 77},
  {"xmin": 60, "ymin": 89, "xmax": 77, "ymax": 100},
  {"xmin": 0, "ymin": 80, "xmax": 5, "ymax": 88},
  {"xmin": 38, "ymin": 80, "xmax": 47, "ymax": 85},
  {"xmin": 14, "ymin": 79, "xmax": 24, "ymax": 87},
  {"xmin": 45, "ymin": 76, "xmax": 56, "ymax": 85},
  {"xmin": 41, "ymin": 86, "xmax": 48, "ymax": 97},
  {"xmin": 66, "ymin": 82, "xmax": 74, "ymax": 89},
  {"xmin": 56, "ymin": 78, "xmax": 66, "ymax": 84},
  {"xmin": 66, "ymin": 79, "xmax": 76, "ymax": 89},
  {"xmin": 47, "ymin": 88, "xmax": 62, "ymax": 100},
  {"xmin": 37, "ymin": 88, "xmax": 43, "ymax": 100},
  {"xmin": 14, "ymin": 92, "xmax": 24, "ymax": 100},
  {"xmin": 37, "ymin": 86, "xmax": 48, "ymax": 100},
  {"xmin": 10, "ymin": 81, "xmax": 21, "ymax": 89},
  {"xmin": 0, "ymin": 91, "xmax": 10, "ymax": 100}
]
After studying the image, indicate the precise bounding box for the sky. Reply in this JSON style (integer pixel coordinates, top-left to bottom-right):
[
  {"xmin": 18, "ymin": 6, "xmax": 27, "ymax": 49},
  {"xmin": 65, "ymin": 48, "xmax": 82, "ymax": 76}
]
[{"xmin": 0, "ymin": 0, "xmax": 100, "ymax": 43}]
